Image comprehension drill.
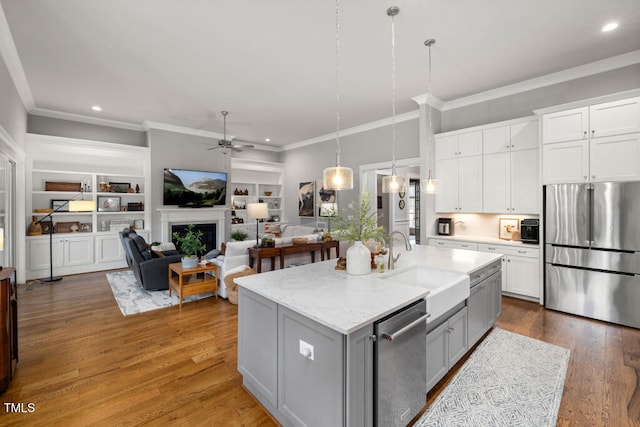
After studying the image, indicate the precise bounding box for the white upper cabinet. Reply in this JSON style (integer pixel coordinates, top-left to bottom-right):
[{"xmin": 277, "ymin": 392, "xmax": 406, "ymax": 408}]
[
  {"xmin": 542, "ymin": 107, "xmax": 589, "ymax": 144},
  {"xmin": 482, "ymin": 119, "xmax": 539, "ymax": 214},
  {"xmin": 589, "ymin": 97, "xmax": 640, "ymax": 138},
  {"xmin": 435, "ymin": 131, "xmax": 483, "ymax": 213},
  {"xmin": 542, "ymin": 96, "xmax": 640, "ymax": 184}
]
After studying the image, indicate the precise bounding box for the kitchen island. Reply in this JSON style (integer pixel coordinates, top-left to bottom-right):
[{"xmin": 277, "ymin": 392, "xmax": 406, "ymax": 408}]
[{"xmin": 235, "ymin": 244, "xmax": 502, "ymax": 427}]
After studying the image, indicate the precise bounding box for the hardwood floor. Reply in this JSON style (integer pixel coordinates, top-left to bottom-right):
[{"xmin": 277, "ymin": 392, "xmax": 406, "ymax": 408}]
[{"xmin": 2, "ymin": 272, "xmax": 639, "ymax": 426}]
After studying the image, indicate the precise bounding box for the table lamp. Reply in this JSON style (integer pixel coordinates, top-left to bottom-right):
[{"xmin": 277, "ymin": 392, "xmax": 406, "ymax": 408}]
[{"xmin": 247, "ymin": 202, "xmax": 269, "ymax": 247}]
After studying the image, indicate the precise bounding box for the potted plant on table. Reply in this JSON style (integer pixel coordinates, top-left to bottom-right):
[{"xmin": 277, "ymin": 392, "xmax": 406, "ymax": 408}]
[
  {"xmin": 332, "ymin": 189, "xmax": 385, "ymax": 275},
  {"xmin": 172, "ymin": 224, "xmax": 207, "ymax": 268}
]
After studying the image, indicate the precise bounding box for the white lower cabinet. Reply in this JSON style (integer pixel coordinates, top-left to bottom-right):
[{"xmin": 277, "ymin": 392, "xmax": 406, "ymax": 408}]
[
  {"xmin": 478, "ymin": 243, "xmax": 540, "ymax": 299},
  {"xmin": 426, "ymin": 307, "xmax": 468, "ymax": 391},
  {"xmin": 27, "ymin": 231, "xmax": 148, "ymax": 280},
  {"xmin": 28, "ymin": 235, "xmax": 93, "ymax": 272}
]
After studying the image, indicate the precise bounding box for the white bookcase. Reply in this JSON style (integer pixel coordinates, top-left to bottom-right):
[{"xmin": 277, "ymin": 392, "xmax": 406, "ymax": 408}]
[
  {"xmin": 25, "ymin": 134, "xmax": 151, "ymax": 280},
  {"xmin": 230, "ymin": 158, "xmax": 284, "ymax": 240}
]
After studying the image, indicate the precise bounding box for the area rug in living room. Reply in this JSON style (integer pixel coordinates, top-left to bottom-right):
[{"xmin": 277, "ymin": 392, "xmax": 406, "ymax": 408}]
[
  {"xmin": 415, "ymin": 328, "xmax": 570, "ymax": 427},
  {"xmin": 106, "ymin": 270, "xmax": 214, "ymax": 316}
]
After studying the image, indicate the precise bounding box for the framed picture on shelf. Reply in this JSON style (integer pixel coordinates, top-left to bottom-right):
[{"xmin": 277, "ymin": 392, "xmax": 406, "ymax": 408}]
[
  {"xmin": 80, "ymin": 223, "xmax": 92, "ymax": 232},
  {"xmin": 134, "ymin": 219, "xmax": 144, "ymax": 230},
  {"xmin": 98, "ymin": 196, "xmax": 121, "ymax": 212},
  {"xmin": 499, "ymin": 218, "xmax": 519, "ymax": 240},
  {"xmin": 298, "ymin": 181, "xmax": 315, "ymax": 217},
  {"xmin": 51, "ymin": 199, "xmax": 69, "ymax": 212},
  {"xmin": 109, "ymin": 182, "xmax": 131, "ymax": 193}
]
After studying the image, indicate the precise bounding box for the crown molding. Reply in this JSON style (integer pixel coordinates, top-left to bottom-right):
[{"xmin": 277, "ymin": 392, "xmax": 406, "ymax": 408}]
[
  {"xmin": 411, "ymin": 93, "xmax": 445, "ymax": 110},
  {"xmin": 532, "ymin": 88, "xmax": 640, "ymax": 116},
  {"xmin": 438, "ymin": 50, "xmax": 640, "ymax": 112},
  {"xmin": 0, "ymin": 4, "xmax": 35, "ymax": 110},
  {"xmin": 30, "ymin": 108, "xmax": 144, "ymax": 131},
  {"xmin": 283, "ymin": 109, "xmax": 419, "ymax": 151},
  {"xmin": 143, "ymin": 121, "xmax": 228, "ymax": 139}
]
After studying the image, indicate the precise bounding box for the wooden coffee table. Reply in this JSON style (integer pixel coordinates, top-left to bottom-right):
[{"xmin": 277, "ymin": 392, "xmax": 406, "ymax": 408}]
[{"xmin": 168, "ymin": 262, "xmax": 219, "ymax": 308}]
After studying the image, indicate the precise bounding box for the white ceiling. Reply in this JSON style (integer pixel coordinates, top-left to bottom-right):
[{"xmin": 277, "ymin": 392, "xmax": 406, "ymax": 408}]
[{"xmin": 2, "ymin": 0, "xmax": 640, "ymax": 148}]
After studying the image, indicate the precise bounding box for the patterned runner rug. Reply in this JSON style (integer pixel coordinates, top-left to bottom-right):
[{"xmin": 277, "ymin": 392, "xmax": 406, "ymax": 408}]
[
  {"xmin": 106, "ymin": 270, "xmax": 214, "ymax": 316},
  {"xmin": 415, "ymin": 328, "xmax": 570, "ymax": 427}
]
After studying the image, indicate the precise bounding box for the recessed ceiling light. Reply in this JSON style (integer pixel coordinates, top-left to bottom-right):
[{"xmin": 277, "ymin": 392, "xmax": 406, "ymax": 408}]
[
  {"xmin": 91, "ymin": 105, "xmax": 102, "ymax": 111},
  {"xmin": 265, "ymin": 138, "xmax": 271, "ymax": 142},
  {"xmin": 602, "ymin": 22, "xmax": 619, "ymax": 32}
]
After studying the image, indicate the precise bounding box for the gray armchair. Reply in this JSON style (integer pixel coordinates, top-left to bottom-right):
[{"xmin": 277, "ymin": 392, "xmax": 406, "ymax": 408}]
[{"xmin": 122, "ymin": 231, "xmax": 182, "ymax": 291}]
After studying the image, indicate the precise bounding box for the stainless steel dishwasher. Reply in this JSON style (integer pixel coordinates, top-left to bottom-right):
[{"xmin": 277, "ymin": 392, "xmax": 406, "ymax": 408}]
[{"xmin": 374, "ymin": 298, "xmax": 428, "ymax": 427}]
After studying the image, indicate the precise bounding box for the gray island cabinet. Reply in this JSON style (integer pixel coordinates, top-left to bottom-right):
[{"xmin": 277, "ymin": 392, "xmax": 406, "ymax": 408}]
[
  {"xmin": 238, "ymin": 287, "xmax": 375, "ymax": 426},
  {"xmin": 235, "ymin": 245, "xmax": 502, "ymax": 427}
]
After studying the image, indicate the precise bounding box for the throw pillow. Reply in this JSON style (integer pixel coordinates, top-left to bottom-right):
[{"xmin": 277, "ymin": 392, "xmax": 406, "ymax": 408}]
[{"xmin": 203, "ymin": 249, "xmax": 221, "ymax": 259}]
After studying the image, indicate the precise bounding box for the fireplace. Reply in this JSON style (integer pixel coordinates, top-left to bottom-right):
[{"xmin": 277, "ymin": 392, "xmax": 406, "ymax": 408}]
[
  {"xmin": 157, "ymin": 208, "xmax": 227, "ymax": 251},
  {"xmin": 171, "ymin": 223, "xmax": 217, "ymax": 253}
]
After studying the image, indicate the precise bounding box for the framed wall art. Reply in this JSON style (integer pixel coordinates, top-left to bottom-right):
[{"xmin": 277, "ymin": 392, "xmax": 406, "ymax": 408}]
[
  {"xmin": 98, "ymin": 196, "xmax": 121, "ymax": 212},
  {"xmin": 298, "ymin": 181, "xmax": 315, "ymax": 217},
  {"xmin": 316, "ymin": 180, "xmax": 337, "ymax": 217}
]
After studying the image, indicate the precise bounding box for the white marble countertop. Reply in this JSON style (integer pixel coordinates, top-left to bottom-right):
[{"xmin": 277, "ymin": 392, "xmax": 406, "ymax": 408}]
[
  {"xmin": 235, "ymin": 244, "xmax": 502, "ymax": 335},
  {"xmin": 428, "ymin": 234, "xmax": 540, "ymax": 248}
]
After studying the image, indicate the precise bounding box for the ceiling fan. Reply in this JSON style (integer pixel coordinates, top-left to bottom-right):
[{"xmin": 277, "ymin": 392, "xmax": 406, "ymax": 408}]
[{"xmin": 207, "ymin": 111, "xmax": 254, "ymax": 152}]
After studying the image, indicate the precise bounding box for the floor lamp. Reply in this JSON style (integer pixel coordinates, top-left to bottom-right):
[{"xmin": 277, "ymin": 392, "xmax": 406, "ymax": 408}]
[
  {"xmin": 36, "ymin": 193, "xmax": 96, "ymax": 283},
  {"xmin": 247, "ymin": 202, "xmax": 269, "ymax": 247}
]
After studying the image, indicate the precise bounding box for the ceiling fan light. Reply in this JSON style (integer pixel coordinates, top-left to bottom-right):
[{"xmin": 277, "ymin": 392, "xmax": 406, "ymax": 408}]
[
  {"xmin": 323, "ymin": 166, "xmax": 353, "ymax": 190},
  {"xmin": 382, "ymin": 174, "xmax": 406, "ymax": 193}
]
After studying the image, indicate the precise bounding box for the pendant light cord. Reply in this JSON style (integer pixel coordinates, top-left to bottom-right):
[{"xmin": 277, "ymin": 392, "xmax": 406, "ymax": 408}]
[
  {"xmin": 335, "ymin": 0, "xmax": 341, "ymax": 167},
  {"xmin": 390, "ymin": 11, "xmax": 397, "ymax": 176}
]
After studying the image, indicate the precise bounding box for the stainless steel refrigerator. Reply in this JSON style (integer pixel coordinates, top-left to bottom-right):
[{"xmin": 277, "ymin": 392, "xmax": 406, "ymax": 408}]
[{"xmin": 545, "ymin": 182, "xmax": 640, "ymax": 329}]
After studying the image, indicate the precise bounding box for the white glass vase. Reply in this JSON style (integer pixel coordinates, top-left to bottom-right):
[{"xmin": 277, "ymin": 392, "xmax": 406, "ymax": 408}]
[{"xmin": 346, "ymin": 241, "xmax": 371, "ymax": 275}]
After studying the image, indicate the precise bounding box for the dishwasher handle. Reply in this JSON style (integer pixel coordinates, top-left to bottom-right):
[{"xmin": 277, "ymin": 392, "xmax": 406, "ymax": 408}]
[{"xmin": 381, "ymin": 313, "xmax": 430, "ymax": 341}]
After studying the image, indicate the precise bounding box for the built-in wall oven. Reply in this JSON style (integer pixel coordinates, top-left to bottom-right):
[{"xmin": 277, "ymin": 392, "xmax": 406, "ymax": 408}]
[{"xmin": 374, "ymin": 299, "xmax": 428, "ymax": 427}]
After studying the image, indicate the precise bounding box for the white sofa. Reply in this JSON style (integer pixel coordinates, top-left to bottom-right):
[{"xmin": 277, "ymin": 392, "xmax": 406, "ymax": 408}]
[{"xmin": 212, "ymin": 224, "xmax": 341, "ymax": 299}]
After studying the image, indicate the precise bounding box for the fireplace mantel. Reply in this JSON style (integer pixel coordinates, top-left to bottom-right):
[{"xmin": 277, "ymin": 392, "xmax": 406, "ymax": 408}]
[{"xmin": 157, "ymin": 207, "xmax": 227, "ymax": 249}]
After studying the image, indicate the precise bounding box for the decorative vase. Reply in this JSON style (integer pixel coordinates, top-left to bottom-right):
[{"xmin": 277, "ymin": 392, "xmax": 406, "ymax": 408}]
[
  {"xmin": 28, "ymin": 215, "xmax": 42, "ymax": 236},
  {"xmin": 346, "ymin": 241, "xmax": 371, "ymax": 275},
  {"xmin": 181, "ymin": 256, "xmax": 198, "ymax": 269}
]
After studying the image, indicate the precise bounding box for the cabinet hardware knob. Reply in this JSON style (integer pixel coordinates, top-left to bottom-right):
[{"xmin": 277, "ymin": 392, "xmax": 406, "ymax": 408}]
[
  {"xmin": 592, "ymin": 175, "xmax": 596, "ymax": 179},
  {"xmin": 583, "ymin": 131, "xmax": 587, "ymax": 137},
  {"xmin": 592, "ymin": 130, "xmax": 595, "ymax": 135},
  {"xmin": 507, "ymin": 259, "xmax": 511, "ymax": 262}
]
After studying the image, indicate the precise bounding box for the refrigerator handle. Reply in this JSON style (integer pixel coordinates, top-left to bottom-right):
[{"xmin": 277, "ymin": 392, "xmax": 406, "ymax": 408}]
[{"xmin": 587, "ymin": 184, "xmax": 594, "ymax": 245}]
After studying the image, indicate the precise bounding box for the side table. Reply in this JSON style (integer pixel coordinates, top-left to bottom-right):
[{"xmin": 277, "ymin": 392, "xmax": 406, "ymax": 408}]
[
  {"xmin": 168, "ymin": 262, "xmax": 219, "ymax": 308},
  {"xmin": 248, "ymin": 246, "xmax": 281, "ymax": 273}
]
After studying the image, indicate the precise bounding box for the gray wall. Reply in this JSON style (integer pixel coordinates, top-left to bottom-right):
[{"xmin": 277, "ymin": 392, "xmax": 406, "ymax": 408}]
[
  {"xmin": 232, "ymin": 147, "xmax": 282, "ymax": 163},
  {"xmin": 441, "ymin": 64, "xmax": 640, "ymax": 132},
  {"xmin": 27, "ymin": 115, "xmax": 146, "ymax": 146},
  {"xmin": 148, "ymin": 128, "xmax": 230, "ymax": 241},
  {"xmin": 0, "ymin": 54, "xmax": 27, "ymax": 148},
  {"xmin": 282, "ymin": 118, "xmax": 420, "ymax": 227}
]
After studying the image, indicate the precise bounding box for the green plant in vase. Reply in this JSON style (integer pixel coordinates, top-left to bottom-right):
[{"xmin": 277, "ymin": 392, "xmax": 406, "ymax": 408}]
[
  {"xmin": 172, "ymin": 224, "xmax": 206, "ymax": 268},
  {"xmin": 332, "ymin": 189, "xmax": 385, "ymax": 275}
]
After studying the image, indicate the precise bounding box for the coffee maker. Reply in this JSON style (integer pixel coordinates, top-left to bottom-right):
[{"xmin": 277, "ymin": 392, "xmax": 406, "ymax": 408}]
[{"xmin": 438, "ymin": 218, "xmax": 454, "ymax": 236}]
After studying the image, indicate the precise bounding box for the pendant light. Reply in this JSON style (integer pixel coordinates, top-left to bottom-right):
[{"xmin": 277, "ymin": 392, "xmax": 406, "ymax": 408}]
[
  {"xmin": 423, "ymin": 39, "xmax": 440, "ymax": 194},
  {"xmin": 382, "ymin": 6, "xmax": 406, "ymax": 194},
  {"xmin": 323, "ymin": 0, "xmax": 353, "ymax": 190}
]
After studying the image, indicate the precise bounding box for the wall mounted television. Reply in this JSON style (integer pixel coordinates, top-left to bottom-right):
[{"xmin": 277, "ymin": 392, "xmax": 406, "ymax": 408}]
[{"xmin": 163, "ymin": 168, "xmax": 227, "ymax": 207}]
